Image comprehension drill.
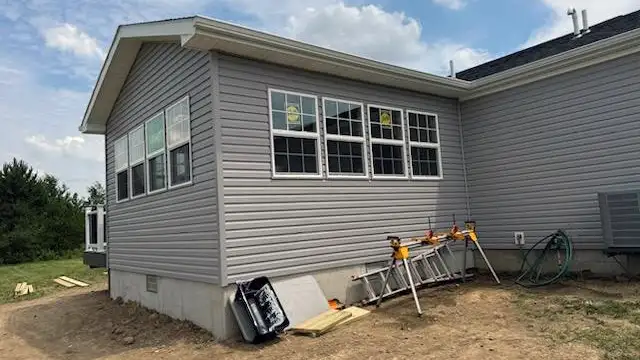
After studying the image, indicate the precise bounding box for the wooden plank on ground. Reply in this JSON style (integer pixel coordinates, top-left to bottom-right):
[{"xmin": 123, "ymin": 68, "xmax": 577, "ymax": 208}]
[
  {"xmin": 53, "ymin": 278, "xmax": 76, "ymax": 288},
  {"xmin": 59, "ymin": 276, "xmax": 89, "ymax": 287},
  {"xmin": 14, "ymin": 282, "xmax": 26, "ymax": 295},
  {"xmin": 335, "ymin": 306, "xmax": 370, "ymax": 327},
  {"xmin": 27, "ymin": 285, "xmax": 34, "ymax": 294},
  {"xmin": 290, "ymin": 309, "xmax": 352, "ymax": 337}
]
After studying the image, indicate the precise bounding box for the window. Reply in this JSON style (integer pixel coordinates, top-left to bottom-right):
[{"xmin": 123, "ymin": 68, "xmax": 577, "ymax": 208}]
[
  {"xmin": 165, "ymin": 96, "xmax": 192, "ymax": 187},
  {"xmin": 368, "ymin": 105, "xmax": 406, "ymax": 178},
  {"xmin": 323, "ymin": 98, "xmax": 367, "ymax": 178},
  {"xmin": 129, "ymin": 125, "xmax": 146, "ymax": 198},
  {"xmin": 269, "ymin": 89, "xmax": 321, "ymax": 178},
  {"xmin": 408, "ymin": 111, "xmax": 442, "ymax": 179},
  {"xmin": 114, "ymin": 136, "xmax": 129, "ymax": 202},
  {"xmin": 145, "ymin": 112, "xmax": 166, "ymax": 193}
]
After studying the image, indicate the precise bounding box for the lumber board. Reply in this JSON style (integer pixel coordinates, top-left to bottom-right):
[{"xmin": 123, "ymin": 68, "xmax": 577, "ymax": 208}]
[
  {"xmin": 59, "ymin": 276, "xmax": 89, "ymax": 287},
  {"xmin": 291, "ymin": 309, "xmax": 351, "ymax": 337},
  {"xmin": 14, "ymin": 282, "xmax": 26, "ymax": 294},
  {"xmin": 27, "ymin": 285, "xmax": 34, "ymax": 294},
  {"xmin": 54, "ymin": 278, "xmax": 76, "ymax": 288},
  {"xmin": 336, "ymin": 306, "xmax": 370, "ymax": 327}
]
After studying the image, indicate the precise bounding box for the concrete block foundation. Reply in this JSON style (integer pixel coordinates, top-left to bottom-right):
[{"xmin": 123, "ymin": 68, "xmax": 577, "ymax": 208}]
[{"xmin": 109, "ymin": 249, "xmax": 475, "ymax": 340}]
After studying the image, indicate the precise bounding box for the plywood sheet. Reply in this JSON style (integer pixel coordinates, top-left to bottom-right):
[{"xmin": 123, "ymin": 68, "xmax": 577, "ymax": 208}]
[{"xmin": 291, "ymin": 309, "xmax": 351, "ymax": 337}]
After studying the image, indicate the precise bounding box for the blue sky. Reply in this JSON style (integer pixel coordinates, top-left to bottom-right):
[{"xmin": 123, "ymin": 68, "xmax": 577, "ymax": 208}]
[{"xmin": 0, "ymin": 0, "xmax": 638, "ymax": 196}]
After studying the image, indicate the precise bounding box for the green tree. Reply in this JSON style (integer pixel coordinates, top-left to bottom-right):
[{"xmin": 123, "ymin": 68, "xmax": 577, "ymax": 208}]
[
  {"xmin": 0, "ymin": 158, "xmax": 84, "ymax": 264},
  {"xmin": 86, "ymin": 181, "xmax": 106, "ymax": 205}
]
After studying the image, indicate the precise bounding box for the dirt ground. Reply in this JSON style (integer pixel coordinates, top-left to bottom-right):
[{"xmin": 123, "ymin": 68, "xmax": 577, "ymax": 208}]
[{"xmin": 2, "ymin": 277, "xmax": 639, "ymax": 360}]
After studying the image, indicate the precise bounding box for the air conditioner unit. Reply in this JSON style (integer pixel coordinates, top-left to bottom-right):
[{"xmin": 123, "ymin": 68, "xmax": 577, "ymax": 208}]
[{"xmin": 598, "ymin": 191, "xmax": 640, "ymax": 249}]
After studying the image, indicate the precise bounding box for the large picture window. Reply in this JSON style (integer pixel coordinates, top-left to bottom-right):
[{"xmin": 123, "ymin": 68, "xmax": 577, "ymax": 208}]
[
  {"xmin": 165, "ymin": 96, "xmax": 192, "ymax": 187},
  {"xmin": 368, "ymin": 105, "xmax": 406, "ymax": 178},
  {"xmin": 145, "ymin": 112, "xmax": 166, "ymax": 193},
  {"xmin": 114, "ymin": 136, "xmax": 129, "ymax": 202},
  {"xmin": 323, "ymin": 98, "xmax": 367, "ymax": 178},
  {"xmin": 269, "ymin": 89, "xmax": 321, "ymax": 178},
  {"xmin": 408, "ymin": 110, "xmax": 442, "ymax": 179},
  {"xmin": 129, "ymin": 125, "xmax": 146, "ymax": 198}
]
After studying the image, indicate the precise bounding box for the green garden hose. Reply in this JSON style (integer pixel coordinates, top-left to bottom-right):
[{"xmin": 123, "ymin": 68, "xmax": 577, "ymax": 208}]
[{"xmin": 516, "ymin": 230, "xmax": 573, "ymax": 287}]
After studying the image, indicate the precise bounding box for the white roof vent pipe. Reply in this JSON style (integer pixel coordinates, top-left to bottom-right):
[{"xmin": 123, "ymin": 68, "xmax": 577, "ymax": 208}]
[
  {"xmin": 449, "ymin": 60, "xmax": 455, "ymax": 78},
  {"xmin": 567, "ymin": 8, "xmax": 580, "ymax": 36},
  {"xmin": 581, "ymin": 9, "xmax": 590, "ymax": 34}
]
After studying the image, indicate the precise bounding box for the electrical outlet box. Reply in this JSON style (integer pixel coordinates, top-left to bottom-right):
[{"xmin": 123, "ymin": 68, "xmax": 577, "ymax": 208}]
[{"xmin": 514, "ymin": 232, "xmax": 525, "ymax": 245}]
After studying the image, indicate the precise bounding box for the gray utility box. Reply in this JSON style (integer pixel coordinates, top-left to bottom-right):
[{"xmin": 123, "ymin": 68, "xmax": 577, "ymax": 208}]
[{"xmin": 598, "ymin": 191, "xmax": 640, "ymax": 249}]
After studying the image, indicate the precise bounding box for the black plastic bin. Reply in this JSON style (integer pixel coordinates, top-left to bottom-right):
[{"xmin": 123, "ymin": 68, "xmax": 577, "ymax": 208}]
[{"xmin": 233, "ymin": 277, "xmax": 289, "ymax": 343}]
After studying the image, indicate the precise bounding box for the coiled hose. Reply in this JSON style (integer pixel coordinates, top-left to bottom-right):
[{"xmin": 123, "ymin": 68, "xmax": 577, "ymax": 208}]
[{"xmin": 516, "ymin": 229, "xmax": 573, "ymax": 287}]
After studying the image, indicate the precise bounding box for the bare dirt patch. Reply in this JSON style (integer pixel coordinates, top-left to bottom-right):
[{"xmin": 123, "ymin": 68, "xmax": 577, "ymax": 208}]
[{"xmin": 3, "ymin": 278, "xmax": 634, "ymax": 360}]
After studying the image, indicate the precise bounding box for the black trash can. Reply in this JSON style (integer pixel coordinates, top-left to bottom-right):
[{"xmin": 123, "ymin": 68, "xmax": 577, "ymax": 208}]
[{"xmin": 233, "ymin": 277, "xmax": 289, "ymax": 343}]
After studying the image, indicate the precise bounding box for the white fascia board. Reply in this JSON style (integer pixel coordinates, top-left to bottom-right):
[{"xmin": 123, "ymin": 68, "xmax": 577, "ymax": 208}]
[
  {"xmin": 189, "ymin": 16, "xmax": 472, "ymax": 97},
  {"xmin": 79, "ymin": 18, "xmax": 196, "ymax": 134}
]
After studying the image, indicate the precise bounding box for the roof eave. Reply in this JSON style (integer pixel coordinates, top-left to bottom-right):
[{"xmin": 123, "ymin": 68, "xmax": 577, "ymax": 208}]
[{"xmin": 189, "ymin": 16, "xmax": 471, "ymax": 97}]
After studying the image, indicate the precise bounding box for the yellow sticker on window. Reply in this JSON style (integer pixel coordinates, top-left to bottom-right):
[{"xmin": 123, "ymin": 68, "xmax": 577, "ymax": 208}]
[
  {"xmin": 380, "ymin": 110, "xmax": 392, "ymax": 127},
  {"xmin": 287, "ymin": 104, "xmax": 300, "ymax": 123}
]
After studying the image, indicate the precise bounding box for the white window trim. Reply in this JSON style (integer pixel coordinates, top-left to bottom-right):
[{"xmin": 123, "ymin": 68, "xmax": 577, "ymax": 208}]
[
  {"xmin": 322, "ymin": 97, "xmax": 368, "ymax": 180},
  {"xmin": 367, "ymin": 104, "xmax": 408, "ymax": 180},
  {"xmin": 165, "ymin": 96, "xmax": 193, "ymax": 189},
  {"xmin": 268, "ymin": 88, "xmax": 322, "ymax": 179},
  {"xmin": 145, "ymin": 112, "xmax": 167, "ymax": 195},
  {"xmin": 114, "ymin": 135, "xmax": 129, "ymax": 203},
  {"xmin": 407, "ymin": 110, "xmax": 443, "ymax": 180},
  {"xmin": 128, "ymin": 124, "xmax": 147, "ymax": 199}
]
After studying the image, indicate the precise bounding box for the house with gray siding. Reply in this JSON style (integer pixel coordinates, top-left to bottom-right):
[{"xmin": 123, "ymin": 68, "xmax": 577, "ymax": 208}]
[{"xmin": 79, "ymin": 9, "xmax": 640, "ymax": 339}]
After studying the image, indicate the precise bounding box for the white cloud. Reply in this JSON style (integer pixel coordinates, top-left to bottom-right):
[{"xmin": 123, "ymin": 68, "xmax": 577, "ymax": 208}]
[
  {"xmin": 282, "ymin": 2, "xmax": 490, "ymax": 74},
  {"xmin": 25, "ymin": 135, "xmax": 104, "ymax": 162},
  {"xmin": 525, "ymin": 0, "xmax": 639, "ymax": 47},
  {"xmin": 42, "ymin": 23, "xmax": 105, "ymax": 59},
  {"xmin": 432, "ymin": 0, "xmax": 467, "ymax": 10}
]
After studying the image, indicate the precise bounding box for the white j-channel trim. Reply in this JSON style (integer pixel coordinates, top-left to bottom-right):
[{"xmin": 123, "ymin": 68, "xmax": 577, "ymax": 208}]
[
  {"xmin": 145, "ymin": 112, "xmax": 167, "ymax": 195},
  {"xmin": 322, "ymin": 97, "xmax": 368, "ymax": 180},
  {"xmin": 114, "ymin": 135, "xmax": 129, "ymax": 203},
  {"xmin": 268, "ymin": 88, "xmax": 322, "ymax": 179},
  {"xmin": 367, "ymin": 104, "xmax": 408, "ymax": 180},
  {"xmin": 406, "ymin": 110, "xmax": 443, "ymax": 181},
  {"xmin": 166, "ymin": 95, "xmax": 194, "ymax": 189}
]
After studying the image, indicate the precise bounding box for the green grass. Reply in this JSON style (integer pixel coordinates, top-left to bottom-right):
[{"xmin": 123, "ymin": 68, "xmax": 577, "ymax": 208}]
[{"xmin": 0, "ymin": 258, "xmax": 107, "ymax": 304}]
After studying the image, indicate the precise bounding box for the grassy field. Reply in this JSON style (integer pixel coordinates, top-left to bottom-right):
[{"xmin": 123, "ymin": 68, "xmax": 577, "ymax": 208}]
[{"xmin": 0, "ymin": 258, "xmax": 107, "ymax": 304}]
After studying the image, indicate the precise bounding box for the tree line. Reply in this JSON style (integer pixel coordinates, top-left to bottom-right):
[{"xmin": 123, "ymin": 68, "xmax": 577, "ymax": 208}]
[{"xmin": 0, "ymin": 158, "xmax": 105, "ymax": 265}]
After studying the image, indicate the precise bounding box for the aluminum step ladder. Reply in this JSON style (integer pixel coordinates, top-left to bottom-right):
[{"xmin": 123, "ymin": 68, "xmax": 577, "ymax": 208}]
[{"xmin": 353, "ymin": 241, "xmax": 468, "ymax": 305}]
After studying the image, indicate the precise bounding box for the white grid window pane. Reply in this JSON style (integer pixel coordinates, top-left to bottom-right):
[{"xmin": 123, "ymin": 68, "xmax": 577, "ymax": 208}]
[
  {"xmin": 146, "ymin": 114, "xmax": 165, "ymax": 155},
  {"xmin": 129, "ymin": 127, "xmax": 145, "ymax": 164},
  {"xmin": 408, "ymin": 112, "xmax": 438, "ymax": 144},
  {"xmin": 114, "ymin": 136, "xmax": 128, "ymax": 172},
  {"xmin": 166, "ymin": 97, "xmax": 190, "ymax": 148}
]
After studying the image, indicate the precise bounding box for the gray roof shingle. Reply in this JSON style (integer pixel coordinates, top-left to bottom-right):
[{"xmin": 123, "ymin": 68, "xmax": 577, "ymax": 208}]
[{"xmin": 456, "ymin": 9, "xmax": 640, "ymax": 81}]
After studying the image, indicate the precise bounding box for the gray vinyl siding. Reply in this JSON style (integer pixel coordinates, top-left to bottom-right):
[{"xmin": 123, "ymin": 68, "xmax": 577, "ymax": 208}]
[
  {"xmin": 461, "ymin": 52, "xmax": 640, "ymax": 249},
  {"xmin": 216, "ymin": 53, "xmax": 468, "ymax": 283},
  {"xmin": 105, "ymin": 42, "xmax": 219, "ymax": 283}
]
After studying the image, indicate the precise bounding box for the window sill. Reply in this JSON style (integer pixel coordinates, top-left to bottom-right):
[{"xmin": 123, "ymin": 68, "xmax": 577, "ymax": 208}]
[
  {"xmin": 147, "ymin": 187, "xmax": 167, "ymax": 196},
  {"xmin": 411, "ymin": 176, "xmax": 444, "ymax": 181},
  {"xmin": 272, "ymin": 173, "xmax": 323, "ymax": 180},
  {"xmin": 168, "ymin": 180, "xmax": 193, "ymax": 190},
  {"xmin": 371, "ymin": 175, "xmax": 409, "ymax": 180},
  {"xmin": 327, "ymin": 174, "xmax": 369, "ymax": 180},
  {"xmin": 130, "ymin": 193, "xmax": 146, "ymax": 200},
  {"xmin": 115, "ymin": 198, "xmax": 129, "ymax": 204}
]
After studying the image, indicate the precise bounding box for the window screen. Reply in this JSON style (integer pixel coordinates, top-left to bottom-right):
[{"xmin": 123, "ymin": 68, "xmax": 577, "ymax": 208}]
[
  {"xmin": 407, "ymin": 111, "xmax": 441, "ymax": 179},
  {"xmin": 166, "ymin": 97, "xmax": 192, "ymax": 187},
  {"xmin": 323, "ymin": 98, "xmax": 367, "ymax": 177},
  {"xmin": 269, "ymin": 89, "xmax": 320, "ymax": 177},
  {"xmin": 368, "ymin": 105, "xmax": 406, "ymax": 177}
]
